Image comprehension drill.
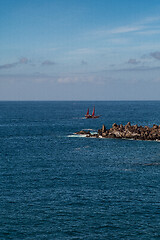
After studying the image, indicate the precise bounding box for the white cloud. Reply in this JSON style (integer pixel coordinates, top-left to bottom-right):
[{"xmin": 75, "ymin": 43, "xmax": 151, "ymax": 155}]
[
  {"xmin": 110, "ymin": 26, "xmax": 144, "ymax": 34},
  {"xmin": 88, "ymin": 25, "xmax": 144, "ymax": 38},
  {"xmin": 87, "ymin": 15, "xmax": 160, "ymax": 40},
  {"xmin": 142, "ymin": 16, "xmax": 160, "ymax": 24},
  {"xmin": 137, "ymin": 29, "xmax": 160, "ymax": 35}
]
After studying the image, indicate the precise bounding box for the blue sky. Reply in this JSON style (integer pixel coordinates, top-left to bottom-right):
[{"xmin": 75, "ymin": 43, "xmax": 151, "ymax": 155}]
[{"xmin": 1, "ymin": 0, "xmax": 160, "ymax": 100}]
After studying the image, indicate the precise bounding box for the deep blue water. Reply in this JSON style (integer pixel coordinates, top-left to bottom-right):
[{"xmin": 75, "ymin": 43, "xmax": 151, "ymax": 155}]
[{"xmin": 0, "ymin": 101, "xmax": 160, "ymax": 240}]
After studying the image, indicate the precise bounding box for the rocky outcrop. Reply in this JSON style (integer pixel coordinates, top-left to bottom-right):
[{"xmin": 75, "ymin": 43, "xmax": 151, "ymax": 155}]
[
  {"xmin": 76, "ymin": 123, "xmax": 160, "ymax": 141},
  {"xmin": 75, "ymin": 130, "xmax": 91, "ymax": 135}
]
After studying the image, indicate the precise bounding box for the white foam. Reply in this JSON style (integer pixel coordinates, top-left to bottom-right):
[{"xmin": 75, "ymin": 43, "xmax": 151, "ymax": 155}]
[
  {"xmin": 90, "ymin": 131, "xmax": 98, "ymax": 135},
  {"xmin": 83, "ymin": 129, "xmax": 94, "ymax": 131},
  {"xmin": 67, "ymin": 134, "xmax": 87, "ymax": 138}
]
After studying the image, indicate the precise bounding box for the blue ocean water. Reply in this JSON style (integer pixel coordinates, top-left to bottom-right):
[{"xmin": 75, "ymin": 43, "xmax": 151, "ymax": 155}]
[{"xmin": 0, "ymin": 101, "xmax": 160, "ymax": 240}]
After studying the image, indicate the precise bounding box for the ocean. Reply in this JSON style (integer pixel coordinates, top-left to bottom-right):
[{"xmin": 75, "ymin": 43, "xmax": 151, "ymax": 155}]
[{"xmin": 0, "ymin": 101, "xmax": 159, "ymax": 240}]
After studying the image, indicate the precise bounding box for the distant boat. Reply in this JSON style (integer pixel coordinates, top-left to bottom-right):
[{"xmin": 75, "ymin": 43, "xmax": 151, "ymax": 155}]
[
  {"xmin": 85, "ymin": 106, "xmax": 100, "ymax": 119},
  {"xmin": 85, "ymin": 108, "xmax": 92, "ymax": 118}
]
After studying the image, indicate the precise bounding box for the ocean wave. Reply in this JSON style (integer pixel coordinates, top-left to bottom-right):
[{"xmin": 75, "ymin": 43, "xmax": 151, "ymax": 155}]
[
  {"xmin": 83, "ymin": 128, "xmax": 95, "ymax": 131},
  {"xmin": 67, "ymin": 134, "xmax": 87, "ymax": 138}
]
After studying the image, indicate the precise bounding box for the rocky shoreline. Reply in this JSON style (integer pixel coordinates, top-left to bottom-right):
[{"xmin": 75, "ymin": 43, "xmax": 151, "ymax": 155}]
[{"xmin": 75, "ymin": 122, "xmax": 160, "ymax": 141}]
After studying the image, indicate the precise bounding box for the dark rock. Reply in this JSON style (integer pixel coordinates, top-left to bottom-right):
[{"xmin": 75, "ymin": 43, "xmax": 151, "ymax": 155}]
[
  {"xmin": 98, "ymin": 129, "xmax": 102, "ymax": 135},
  {"xmin": 127, "ymin": 122, "xmax": 131, "ymax": 127},
  {"xmin": 134, "ymin": 124, "xmax": 138, "ymax": 130},
  {"xmin": 102, "ymin": 125, "xmax": 106, "ymax": 133},
  {"xmin": 119, "ymin": 124, "xmax": 124, "ymax": 130},
  {"xmin": 152, "ymin": 124, "xmax": 158, "ymax": 129},
  {"xmin": 125, "ymin": 122, "xmax": 131, "ymax": 130},
  {"xmin": 125, "ymin": 132, "xmax": 133, "ymax": 138},
  {"xmin": 112, "ymin": 123, "xmax": 117, "ymax": 128},
  {"xmin": 102, "ymin": 132, "xmax": 107, "ymax": 137},
  {"xmin": 75, "ymin": 130, "xmax": 90, "ymax": 135},
  {"xmin": 108, "ymin": 133, "xmax": 116, "ymax": 138},
  {"xmin": 89, "ymin": 134, "xmax": 99, "ymax": 138},
  {"xmin": 144, "ymin": 126, "xmax": 150, "ymax": 130},
  {"xmin": 76, "ymin": 122, "xmax": 160, "ymax": 141}
]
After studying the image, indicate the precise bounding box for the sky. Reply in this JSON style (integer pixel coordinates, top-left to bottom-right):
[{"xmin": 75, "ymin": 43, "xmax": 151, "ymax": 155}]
[{"xmin": 1, "ymin": 0, "xmax": 160, "ymax": 100}]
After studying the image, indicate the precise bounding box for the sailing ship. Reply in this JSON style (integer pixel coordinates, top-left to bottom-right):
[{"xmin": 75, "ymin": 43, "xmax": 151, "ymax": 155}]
[
  {"xmin": 85, "ymin": 108, "xmax": 92, "ymax": 118},
  {"xmin": 85, "ymin": 106, "xmax": 100, "ymax": 119}
]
